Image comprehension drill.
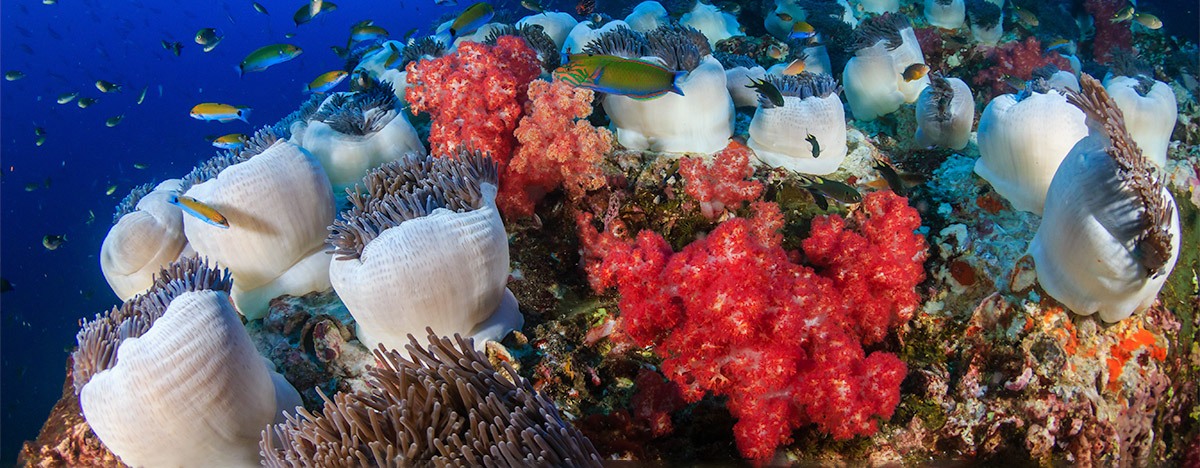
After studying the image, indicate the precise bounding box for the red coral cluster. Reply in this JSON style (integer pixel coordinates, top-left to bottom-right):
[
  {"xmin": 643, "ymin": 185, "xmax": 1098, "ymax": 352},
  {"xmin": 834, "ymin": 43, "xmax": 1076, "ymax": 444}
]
[
  {"xmin": 1084, "ymin": 0, "xmax": 1133, "ymax": 64},
  {"xmin": 974, "ymin": 37, "xmax": 1072, "ymax": 99},
  {"xmin": 585, "ymin": 193, "xmax": 927, "ymax": 461},
  {"xmin": 680, "ymin": 141, "xmax": 764, "ymax": 219},
  {"xmin": 405, "ymin": 36, "xmax": 542, "ymax": 166},
  {"xmin": 499, "ymin": 80, "xmax": 614, "ymax": 218}
]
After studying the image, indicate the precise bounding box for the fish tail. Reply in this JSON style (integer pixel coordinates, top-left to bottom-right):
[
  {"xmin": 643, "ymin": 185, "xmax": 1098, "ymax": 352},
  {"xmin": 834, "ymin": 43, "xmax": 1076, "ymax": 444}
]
[
  {"xmin": 238, "ymin": 108, "xmax": 252, "ymax": 123},
  {"xmin": 670, "ymin": 70, "xmax": 686, "ymax": 96},
  {"xmin": 235, "ymin": 64, "xmax": 243, "ymax": 78}
]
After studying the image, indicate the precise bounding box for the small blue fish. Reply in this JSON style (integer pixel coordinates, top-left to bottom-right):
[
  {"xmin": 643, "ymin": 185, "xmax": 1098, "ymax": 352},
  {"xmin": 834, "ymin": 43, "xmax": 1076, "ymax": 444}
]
[{"xmin": 168, "ymin": 193, "xmax": 230, "ymax": 228}]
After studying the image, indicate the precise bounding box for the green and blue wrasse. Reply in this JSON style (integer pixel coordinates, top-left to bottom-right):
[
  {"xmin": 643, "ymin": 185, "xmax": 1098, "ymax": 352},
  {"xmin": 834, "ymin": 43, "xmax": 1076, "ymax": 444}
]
[
  {"xmin": 57, "ymin": 92, "xmax": 78, "ymax": 104},
  {"xmin": 305, "ymin": 70, "xmax": 348, "ymax": 93},
  {"xmin": 1045, "ymin": 39, "xmax": 1071, "ymax": 52},
  {"xmin": 212, "ymin": 133, "xmax": 247, "ymax": 150},
  {"xmin": 746, "ymin": 77, "xmax": 783, "ymax": 107},
  {"xmin": 293, "ymin": 1, "xmax": 336, "ymax": 26},
  {"xmin": 449, "ymin": 2, "xmax": 494, "ymax": 39},
  {"xmin": 237, "ymin": 44, "xmax": 302, "ymax": 76},
  {"xmin": 554, "ymin": 54, "xmax": 685, "ymax": 100},
  {"xmin": 799, "ymin": 175, "xmax": 861, "ymax": 204},
  {"xmin": 168, "ymin": 193, "xmax": 230, "ymax": 229},
  {"xmin": 95, "ymin": 80, "xmax": 121, "ymax": 93},
  {"xmin": 350, "ymin": 24, "xmax": 388, "ymax": 43},
  {"xmin": 190, "ymin": 103, "xmax": 252, "ymax": 123},
  {"xmin": 789, "ymin": 21, "xmax": 816, "ymax": 40}
]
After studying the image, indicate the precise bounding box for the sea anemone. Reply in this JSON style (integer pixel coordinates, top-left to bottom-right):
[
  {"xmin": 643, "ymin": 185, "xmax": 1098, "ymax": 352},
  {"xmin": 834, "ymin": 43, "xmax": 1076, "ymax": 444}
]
[
  {"xmin": 76, "ymin": 256, "xmax": 301, "ymax": 468},
  {"xmin": 1029, "ymin": 74, "xmax": 1181, "ymax": 322},
  {"xmin": 261, "ymin": 331, "xmax": 602, "ymax": 467},
  {"xmin": 302, "ymin": 82, "xmax": 426, "ymax": 190},
  {"xmin": 326, "ymin": 150, "xmax": 522, "ymax": 352},
  {"xmin": 484, "ymin": 24, "xmax": 561, "ymax": 73},
  {"xmin": 580, "ymin": 24, "xmax": 646, "ymax": 58},
  {"xmin": 914, "ymin": 72, "xmax": 975, "ymax": 150},
  {"xmin": 1103, "ymin": 74, "xmax": 1177, "ymax": 167},
  {"xmin": 100, "ymin": 179, "xmax": 190, "ymax": 300},
  {"xmin": 603, "ymin": 53, "xmax": 734, "ymax": 154},
  {"xmin": 402, "ymin": 36, "xmax": 448, "ymax": 68},
  {"xmin": 747, "ymin": 72, "xmax": 848, "ymax": 174},
  {"xmin": 965, "ymin": 0, "xmax": 1002, "ymax": 44},
  {"xmin": 842, "ymin": 13, "xmax": 929, "ymax": 121},
  {"xmin": 183, "ymin": 128, "xmax": 336, "ymax": 319},
  {"xmin": 274, "ymin": 93, "xmax": 325, "ymax": 142},
  {"xmin": 644, "ymin": 22, "xmax": 711, "ymax": 72},
  {"xmin": 678, "ymin": 1, "xmax": 741, "ymax": 47},
  {"xmin": 624, "ymin": 0, "xmax": 669, "ymax": 32},
  {"xmin": 563, "ymin": 18, "xmax": 631, "ymax": 57},
  {"xmin": 516, "ymin": 11, "xmax": 579, "ymax": 49}
]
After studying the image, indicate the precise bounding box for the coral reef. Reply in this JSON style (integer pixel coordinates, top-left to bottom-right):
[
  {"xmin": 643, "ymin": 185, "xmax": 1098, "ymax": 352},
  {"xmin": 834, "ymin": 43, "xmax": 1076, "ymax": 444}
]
[
  {"xmin": 679, "ymin": 141, "xmax": 763, "ymax": 219},
  {"xmin": 974, "ymin": 37, "xmax": 1073, "ymax": 100},
  {"xmin": 1084, "ymin": 0, "xmax": 1133, "ymax": 64}
]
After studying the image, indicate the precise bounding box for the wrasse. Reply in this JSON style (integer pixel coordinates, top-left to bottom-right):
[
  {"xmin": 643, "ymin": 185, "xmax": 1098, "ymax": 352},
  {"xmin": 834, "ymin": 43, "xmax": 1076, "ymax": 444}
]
[
  {"xmin": 212, "ymin": 133, "xmax": 247, "ymax": 150},
  {"xmin": 293, "ymin": 1, "xmax": 336, "ymax": 26},
  {"xmin": 237, "ymin": 44, "xmax": 302, "ymax": 76},
  {"xmin": 1045, "ymin": 38, "xmax": 1071, "ymax": 52},
  {"xmin": 190, "ymin": 103, "xmax": 252, "ymax": 123},
  {"xmin": 555, "ymin": 55, "xmax": 685, "ymax": 100},
  {"xmin": 350, "ymin": 24, "xmax": 388, "ymax": 43},
  {"xmin": 168, "ymin": 193, "xmax": 230, "ymax": 229},
  {"xmin": 789, "ymin": 21, "xmax": 816, "ymax": 40},
  {"xmin": 449, "ymin": 2, "xmax": 494, "ymax": 39},
  {"xmin": 305, "ymin": 70, "xmax": 347, "ymax": 93}
]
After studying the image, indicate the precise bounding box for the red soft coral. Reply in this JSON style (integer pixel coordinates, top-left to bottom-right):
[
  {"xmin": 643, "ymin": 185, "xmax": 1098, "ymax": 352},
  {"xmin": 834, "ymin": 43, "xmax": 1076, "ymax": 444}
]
[
  {"xmin": 499, "ymin": 80, "xmax": 614, "ymax": 218},
  {"xmin": 680, "ymin": 141, "xmax": 764, "ymax": 219},
  {"xmin": 405, "ymin": 36, "xmax": 541, "ymax": 166},
  {"xmin": 587, "ymin": 192, "xmax": 926, "ymax": 462},
  {"xmin": 1085, "ymin": 0, "xmax": 1133, "ymax": 64},
  {"xmin": 973, "ymin": 37, "xmax": 1073, "ymax": 100}
]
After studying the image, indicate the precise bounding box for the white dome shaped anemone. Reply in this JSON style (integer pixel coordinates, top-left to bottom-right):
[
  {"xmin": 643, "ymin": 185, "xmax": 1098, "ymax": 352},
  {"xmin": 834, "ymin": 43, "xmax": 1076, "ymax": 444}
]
[
  {"xmin": 517, "ymin": 11, "xmax": 579, "ymax": 48},
  {"xmin": 843, "ymin": 13, "xmax": 930, "ymax": 121},
  {"xmin": 181, "ymin": 130, "xmax": 336, "ymax": 319},
  {"xmin": 301, "ymin": 84, "xmax": 426, "ymax": 192},
  {"xmin": 1104, "ymin": 74, "xmax": 1177, "ymax": 167},
  {"xmin": 679, "ymin": 1, "xmax": 742, "ymax": 47},
  {"xmin": 747, "ymin": 72, "xmax": 848, "ymax": 174},
  {"xmin": 974, "ymin": 81, "xmax": 1089, "ymax": 214},
  {"xmin": 914, "ymin": 73, "xmax": 975, "ymax": 150},
  {"xmin": 625, "ymin": 1, "xmax": 669, "ymax": 32},
  {"xmin": 563, "ymin": 18, "xmax": 631, "ymax": 55},
  {"xmin": 924, "ymin": 0, "xmax": 965, "ymax": 29},
  {"xmin": 73, "ymin": 257, "xmax": 301, "ymax": 468},
  {"xmin": 721, "ymin": 57, "xmax": 767, "ymax": 108},
  {"xmin": 481, "ymin": 24, "xmax": 563, "ymax": 76},
  {"xmin": 274, "ymin": 93, "xmax": 326, "ymax": 146},
  {"xmin": 100, "ymin": 180, "xmax": 190, "ymax": 301},
  {"xmin": 327, "ymin": 151, "xmax": 522, "ymax": 352},
  {"xmin": 1030, "ymin": 75, "xmax": 1181, "ymax": 322},
  {"xmin": 966, "ymin": 0, "xmax": 1002, "ymax": 45},
  {"xmin": 855, "ymin": 0, "xmax": 900, "ymax": 14}
]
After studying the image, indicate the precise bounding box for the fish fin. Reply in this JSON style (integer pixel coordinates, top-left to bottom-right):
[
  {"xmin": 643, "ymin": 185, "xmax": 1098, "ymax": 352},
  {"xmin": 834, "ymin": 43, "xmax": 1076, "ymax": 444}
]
[
  {"xmin": 671, "ymin": 71, "xmax": 686, "ymax": 96},
  {"xmin": 238, "ymin": 108, "xmax": 252, "ymax": 123},
  {"xmin": 235, "ymin": 64, "xmax": 243, "ymax": 78}
]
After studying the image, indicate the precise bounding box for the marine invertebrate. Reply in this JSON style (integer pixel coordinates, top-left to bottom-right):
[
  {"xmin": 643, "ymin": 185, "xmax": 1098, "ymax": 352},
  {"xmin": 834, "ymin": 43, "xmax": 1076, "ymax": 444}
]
[
  {"xmin": 261, "ymin": 331, "xmax": 602, "ymax": 467},
  {"xmin": 100, "ymin": 179, "xmax": 189, "ymax": 301},
  {"xmin": 924, "ymin": 0, "xmax": 965, "ymax": 29},
  {"xmin": 401, "ymin": 36, "xmax": 448, "ymax": 68},
  {"xmin": 747, "ymin": 72, "xmax": 848, "ymax": 174},
  {"xmin": 584, "ymin": 193, "xmax": 926, "ymax": 461},
  {"xmin": 563, "ymin": 19, "xmax": 633, "ymax": 57},
  {"xmin": 275, "ymin": 93, "xmax": 325, "ymax": 142},
  {"xmin": 405, "ymin": 36, "xmax": 541, "ymax": 168},
  {"xmin": 75, "ymin": 257, "xmax": 301, "ymax": 468},
  {"xmin": 624, "ymin": 1, "xmax": 669, "ymax": 32},
  {"xmin": 580, "ymin": 24, "xmax": 646, "ymax": 58},
  {"xmin": 301, "ymin": 81, "xmax": 426, "ymax": 190},
  {"xmin": 483, "ymin": 23, "xmax": 561, "ymax": 73},
  {"xmin": 965, "ymin": 0, "xmax": 1002, "ymax": 45},
  {"xmin": 1084, "ymin": 0, "xmax": 1133, "ymax": 64},
  {"xmin": 679, "ymin": 1, "xmax": 740, "ymax": 47},
  {"xmin": 973, "ymin": 37, "xmax": 1073, "ymax": 99},
  {"xmin": 327, "ymin": 151, "xmax": 521, "ymax": 351},
  {"xmin": 974, "ymin": 82, "xmax": 1088, "ymax": 214},
  {"xmin": 914, "ymin": 73, "xmax": 975, "ymax": 150},
  {"xmin": 1104, "ymin": 74, "xmax": 1177, "ymax": 167},
  {"xmin": 643, "ymin": 22, "xmax": 711, "ymax": 72},
  {"xmin": 516, "ymin": 11, "xmax": 579, "ymax": 49},
  {"xmin": 842, "ymin": 13, "xmax": 930, "ymax": 121},
  {"xmin": 499, "ymin": 80, "xmax": 613, "ymax": 218},
  {"xmin": 680, "ymin": 141, "xmax": 764, "ymax": 219},
  {"xmin": 1029, "ymin": 75, "xmax": 1180, "ymax": 322},
  {"xmin": 183, "ymin": 130, "xmax": 336, "ymax": 319}
]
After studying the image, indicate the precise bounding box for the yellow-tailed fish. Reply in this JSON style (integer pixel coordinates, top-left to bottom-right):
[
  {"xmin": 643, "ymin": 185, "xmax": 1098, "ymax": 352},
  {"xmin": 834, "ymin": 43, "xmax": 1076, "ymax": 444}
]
[
  {"xmin": 136, "ymin": 86, "xmax": 147, "ymax": 104},
  {"xmin": 305, "ymin": 70, "xmax": 348, "ymax": 93},
  {"xmin": 190, "ymin": 103, "xmax": 252, "ymax": 123},
  {"xmin": 766, "ymin": 44, "xmax": 784, "ymax": 60},
  {"xmin": 77, "ymin": 97, "xmax": 97, "ymax": 108},
  {"xmin": 56, "ymin": 92, "xmax": 78, "ymax": 104},
  {"xmin": 1134, "ymin": 13, "xmax": 1162, "ymax": 29},
  {"xmin": 350, "ymin": 24, "xmax": 388, "ymax": 43},
  {"xmin": 105, "ymin": 115, "xmax": 124, "ymax": 127},
  {"xmin": 1111, "ymin": 5, "xmax": 1134, "ymax": 22},
  {"xmin": 403, "ymin": 27, "xmax": 419, "ymax": 41},
  {"xmin": 106, "ymin": 184, "xmax": 117, "ymax": 195},
  {"xmin": 789, "ymin": 21, "xmax": 816, "ymax": 40},
  {"xmin": 133, "ymin": 163, "xmax": 148, "ymax": 169},
  {"xmin": 293, "ymin": 1, "xmax": 336, "ymax": 26},
  {"xmin": 745, "ymin": 78, "xmax": 783, "ymax": 107},
  {"xmin": 5, "ymin": 71, "xmax": 26, "ymax": 81},
  {"xmin": 1045, "ymin": 38, "xmax": 1071, "ymax": 51},
  {"xmin": 168, "ymin": 193, "xmax": 230, "ymax": 228},
  {"xmin": 383, "ymin": 42, "xmax": 402, "ymax": 68},
  {"xmin": 95, "ymin": 80, "xmax": 121, "ymax": 93},
  {"xmin": 782, "ymin": 59, "xmax": 806, "ymax": 75},
  {"xmin": 237, "ymin": 44, "xmax": 302, "ymax": 76},
  {"xmin": 212, "ymin": 133, "xmax": 247, "ymax": 150},
  {"xmin": 554, "ymin": 55, "xmax": 685, "ymax": 100},
  {"xmin": 449, "ymin": 2, "xmax": 494, "ymax": 39},
  {"xmin": 253, "ymin": 2, "xmax": 268, "ymax": 15},
  {"xmin": 902, "ymin": 63, "xmax": 930, "ymax": 81}
]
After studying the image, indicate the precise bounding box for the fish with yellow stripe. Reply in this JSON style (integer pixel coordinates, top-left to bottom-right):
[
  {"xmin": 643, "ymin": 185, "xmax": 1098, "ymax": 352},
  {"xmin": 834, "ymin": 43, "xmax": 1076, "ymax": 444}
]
[
  {"xmin": 554, "ymin": 54, "xmax": 685, "ymax": 100},
  {"xmin": 190, "ymin": 103, "xmax": 252, "ymax": 123},
  {"xmin": 237, "ymin": 44, "xmax": 303, "ymax": 76},
  {"xmin": 168, "ymin": 193, "xmax": 230, "ymax": 228},
  {"xmin": 305, "ymin": 70, "xmax": 347, "ymax": 93},
  {"xmin": 449, "ymin": 2, "xmax": 494, "ymax": 39}
]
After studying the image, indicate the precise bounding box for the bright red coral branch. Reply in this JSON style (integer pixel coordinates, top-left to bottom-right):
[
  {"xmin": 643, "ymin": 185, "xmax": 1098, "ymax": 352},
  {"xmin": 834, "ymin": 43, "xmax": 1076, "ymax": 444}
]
[
  {"xmin": 680, "ymin": 141, "xmax": 764, "ymax": 219},
  {"xmin": 973, "ymin": 37, "xmax": 1073, "ymax": 100},
  {"xmin": 585, "ymin": 192, "xmax": 927, "ymax": 461},
  {"xmin": 405, "ymin": 36, "xmax": 542, "ymax": 166}
]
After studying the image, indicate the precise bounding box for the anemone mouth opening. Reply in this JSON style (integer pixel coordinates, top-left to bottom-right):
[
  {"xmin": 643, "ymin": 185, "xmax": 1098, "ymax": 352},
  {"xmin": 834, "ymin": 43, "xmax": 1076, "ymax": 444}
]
[
  {"xmin": 484, "ymin": 24, "xmax": 562, "ymax": 73},
  {"xmin": 310, "ymin": 80, "xmax": 400, "ymax": 136},
  {"xmin": 850, "ymin": 12, "xmax": 911, "ymax": 52},
  {"xmin": 645, "ymin": 22, "xmax": 711, "ymax": 72},
  {"xmin": 260, "ymin": 330, "xmax": 601, "ymax": 467},
  {"xmin": 72, "ymin": 256, "xmax": 232, "ymax": 394},
  {"xmin": 112, "ymin": 182, "xmax": 158, "ymax": 224},
  {"xmin": 327, "ymin": 149, "xmax": 499, "ymax": 261},
  {"xmin": 401, "ymin": 36, "xmax": 448, "ymax": 68},
  {"xmin": 925, "ymin": 72, "xmax": 956, "ymax": 122},
  {"xmin": 1066, "ymin": 74, "xmax": 1174, "ymax": 277},
  {"xmin": 965, "ymin": 0, "xmax": 1002, "ymax": 29},
  {"xmin": 764, "ymin": 71, "xmax": 841, "ymax": 101}
]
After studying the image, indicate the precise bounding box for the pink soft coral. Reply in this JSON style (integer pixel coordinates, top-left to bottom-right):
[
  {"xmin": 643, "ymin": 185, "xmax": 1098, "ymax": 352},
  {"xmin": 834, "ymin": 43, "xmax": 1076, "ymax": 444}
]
[
  {"xmin": 585, "ymin": 193, "xmax": 926, "ymax": 462},
  {"xmin": 405, "ymin": 36, "xmax": 542, "ymax": 166},
  {"xmin": 974, "ymin": 37, "xmax": 1073, "ymax": 99},
  {"xmin": 1085, "ymin": 0, "xmax": 1133, "ymax": 64},
  {"xmin": 499, "ymin": 80, "xmax": 613, "ymax": 218},
  {"xmin": 680, "ymin": 141, "xmax": 764, "ymax": 219}
]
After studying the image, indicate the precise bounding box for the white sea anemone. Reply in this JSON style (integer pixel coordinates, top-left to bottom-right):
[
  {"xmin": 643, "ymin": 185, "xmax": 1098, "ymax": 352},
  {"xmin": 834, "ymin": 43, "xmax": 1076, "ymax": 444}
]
[{"xmin": 100, "ymin": 179, "xmax": 190, "ymax": 301}]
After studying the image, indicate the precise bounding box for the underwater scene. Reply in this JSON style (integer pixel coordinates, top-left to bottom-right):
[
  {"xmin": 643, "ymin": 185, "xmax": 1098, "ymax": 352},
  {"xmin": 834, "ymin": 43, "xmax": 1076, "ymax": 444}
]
[{"xmin": 1, "ymin": 0, "xmax": 1199, "ymax": 465}]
